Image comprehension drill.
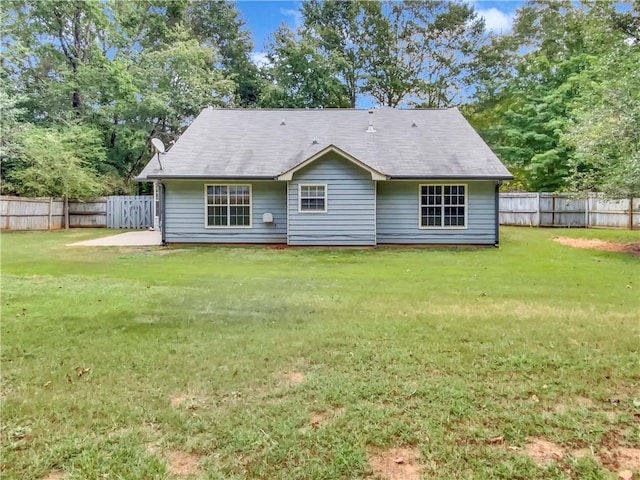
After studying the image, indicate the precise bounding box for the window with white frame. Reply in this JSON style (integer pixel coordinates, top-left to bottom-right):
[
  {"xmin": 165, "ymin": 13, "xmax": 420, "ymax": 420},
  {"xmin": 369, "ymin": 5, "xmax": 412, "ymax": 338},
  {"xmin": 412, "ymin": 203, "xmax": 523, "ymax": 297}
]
[
  {"xmin": 299, "ymin": 184, "xmax": 326, "ymax": 212},
  {"xmin": 420, "ymin": 184, "xmax": 466, "ymax": 228},
  {"xmin": 205, "ymin": 184, "xmax": 251, "ymax": 227}
]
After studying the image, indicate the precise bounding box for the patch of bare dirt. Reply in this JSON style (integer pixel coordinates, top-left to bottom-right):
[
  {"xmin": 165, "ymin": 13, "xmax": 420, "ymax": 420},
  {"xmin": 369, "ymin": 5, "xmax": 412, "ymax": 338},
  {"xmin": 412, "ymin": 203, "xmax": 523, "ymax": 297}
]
[
  {"xmin": 166, "ymin": 450, "xmax": 202, "ymax": 477},
  {"xmin": 618, "ymin": 470, "xmax": 633, "ymax": 480},
  {"xmin": 41, "ymin": 471, "xmax": 65, "ymax": 480},
  {"xmin": 524, "ymin": 438, "xmax": 565, "ymax": 466},
  {"xmin": 369, "ymin": 447, "xmax": 422, "ymax": 480},
  {"xmin": 170, "ymin": 393, "xmax": 205, "ymax": 410},
  {"xmin": 554, "ymin": 237, "xmax": 640, "ymax": 256},
  {"xmin": 155, "ymin": 248, "xmax": 187, "ymax": 255},
  {"xmin": 516, "ymin": 433, "xmax": 640, "ymax": 478},
  {"xmin": 572, "ymin": 448, "xmax": 596, "ymax": 460},
  {"xmin": 617, "ymin": 447, "xmax": 640, "ymax": 471},
  {"xmin": 282, "ymin": 371, "xmax": 305, "ymax": 386},
  {"xmin": 300, "ymin": 407, "xmax": 345, "ymax": 433},
  {"xmin": 600, "ymin": 447, "xmax": 640, "ymax": 473}
]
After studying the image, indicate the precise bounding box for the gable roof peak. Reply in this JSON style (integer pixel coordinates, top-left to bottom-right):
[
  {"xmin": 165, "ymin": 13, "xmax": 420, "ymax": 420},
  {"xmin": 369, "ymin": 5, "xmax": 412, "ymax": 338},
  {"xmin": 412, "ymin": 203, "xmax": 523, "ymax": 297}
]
[{"xmin": 277, "ymin": 144, "xmax": 386, "ymax": 181}]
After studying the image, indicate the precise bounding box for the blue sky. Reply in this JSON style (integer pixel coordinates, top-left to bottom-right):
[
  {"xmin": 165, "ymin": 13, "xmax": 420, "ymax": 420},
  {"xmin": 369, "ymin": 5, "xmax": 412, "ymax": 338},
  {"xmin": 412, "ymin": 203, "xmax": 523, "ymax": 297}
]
[{"xmin": 236, "ymin": 0, "xmax": 524, "ymax": 53}]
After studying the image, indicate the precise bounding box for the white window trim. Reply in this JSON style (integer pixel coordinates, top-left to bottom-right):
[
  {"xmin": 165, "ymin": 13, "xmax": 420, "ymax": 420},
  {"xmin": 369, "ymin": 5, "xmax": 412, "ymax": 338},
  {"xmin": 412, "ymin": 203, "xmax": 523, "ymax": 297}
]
[
  {"xmin": 204, "ymin": 183, "xmax": 253, "ymax": 229},
  {"xmin": 298, "ymin": 183, "xmax": 328, "ymax": 213},
  {"xmin": 418, "ymin": 183, "xmax": 468, "ymax": 230}
]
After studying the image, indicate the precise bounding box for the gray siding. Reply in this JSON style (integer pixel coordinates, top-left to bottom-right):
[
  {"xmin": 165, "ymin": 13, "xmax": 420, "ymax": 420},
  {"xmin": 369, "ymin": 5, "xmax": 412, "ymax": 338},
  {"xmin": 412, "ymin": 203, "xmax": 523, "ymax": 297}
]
[
  {"xmin": 164, "ymin": 180, "xmax": 286, "ymax": 243},
  {"xmin": 288, "ymin": 155, "xmax": 376, "ymax": 245},
  {"xmin": 376, "ymin": 181, "xmax": 498, "ymax": 244}
]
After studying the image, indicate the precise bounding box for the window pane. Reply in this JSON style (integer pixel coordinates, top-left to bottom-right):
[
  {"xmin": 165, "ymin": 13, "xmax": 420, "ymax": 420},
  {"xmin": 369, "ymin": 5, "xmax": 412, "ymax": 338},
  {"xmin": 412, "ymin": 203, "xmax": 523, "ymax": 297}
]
[
  {"xmin": 230, "ymin": 206, "xmax": 250, "ymax": 226},
  {"xmin": 300, "ymin": 185, "xmax": 325, "ymax": 210},
  {"xmin": 443, "ymin": 206, "xmax": 465, "ymax": 227}
]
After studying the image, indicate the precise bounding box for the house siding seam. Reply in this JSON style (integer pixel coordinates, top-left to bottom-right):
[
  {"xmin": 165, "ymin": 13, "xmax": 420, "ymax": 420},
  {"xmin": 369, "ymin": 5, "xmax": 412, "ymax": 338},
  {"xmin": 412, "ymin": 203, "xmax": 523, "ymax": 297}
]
[
  {"xmin": 376, "ymin": 180, "xmax": 497, "ymax": 244},
  {"xmin": 164, "ymin": 180, "xmax": 286, "ymax": 243},
  {"xmin": 288, "ymin": 155, "xmax": 376, "ymax": 246}
]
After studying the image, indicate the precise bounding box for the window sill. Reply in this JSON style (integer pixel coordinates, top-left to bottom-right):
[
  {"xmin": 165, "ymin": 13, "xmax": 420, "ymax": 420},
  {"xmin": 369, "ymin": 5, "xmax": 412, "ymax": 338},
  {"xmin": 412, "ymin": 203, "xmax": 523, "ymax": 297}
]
[
  {"xmin": 205, "ymin": 225, "xmax": 253, "ymax": 229},
  {"xmin": 418, "ymin": 226, "xmax": 468, "ymax": 230}
]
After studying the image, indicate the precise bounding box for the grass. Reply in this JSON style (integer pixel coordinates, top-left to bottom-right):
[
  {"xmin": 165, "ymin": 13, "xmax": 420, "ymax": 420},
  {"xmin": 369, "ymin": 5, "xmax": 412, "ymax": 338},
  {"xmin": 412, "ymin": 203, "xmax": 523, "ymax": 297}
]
[{"xmin": 1, "ymin": 227, "xmax": 639, "ymax": 480}]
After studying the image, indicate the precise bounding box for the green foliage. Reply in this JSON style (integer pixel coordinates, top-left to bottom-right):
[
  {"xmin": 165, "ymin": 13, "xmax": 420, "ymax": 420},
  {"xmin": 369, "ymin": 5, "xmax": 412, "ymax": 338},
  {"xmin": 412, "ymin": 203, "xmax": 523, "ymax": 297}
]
[
  {"xmin": 301, "ymin": 0, "xmax": 364, "ymax": 107},
  {"xmin": 2, "ymin": 0, "xmax": 255, "ymax": 192},
  {"xmin": 259, "ymin": 24, "xmax": 351, "ymax": 108},
  {"xmin": 563, "ymin": 42, "xmax": 640, "ymax": 197},
  {"xmin": 6, "ymin": 124, "xmax": 105, "ymax": 198},
  {"xmin": 3, "ymin": 0, "xmax": 636, "ymax": 196},
  {"xmin": 0, "ymin": 82, "xmax": 27, "ymax": 189},
  {"xmin": 189, "ymin": 0, "xmax": 262, "ymax": 106},
  {"xmin": 268, "ymin": 0, "xmax": 486, "ymax": 108},
  {"xmin": 359, "ymin": 1, "xmax": 485, "ymax": 107},
  {"xmin": 468, "ymin": 0, "xmax": 638, "ymax": 194}
]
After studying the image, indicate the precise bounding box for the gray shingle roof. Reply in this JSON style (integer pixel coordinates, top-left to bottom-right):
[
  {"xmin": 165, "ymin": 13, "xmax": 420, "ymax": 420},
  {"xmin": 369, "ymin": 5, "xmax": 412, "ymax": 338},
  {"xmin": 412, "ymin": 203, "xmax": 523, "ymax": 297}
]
[{"xmin": 137, "ymin": 107, "xmax": 512, "ymax": 180}]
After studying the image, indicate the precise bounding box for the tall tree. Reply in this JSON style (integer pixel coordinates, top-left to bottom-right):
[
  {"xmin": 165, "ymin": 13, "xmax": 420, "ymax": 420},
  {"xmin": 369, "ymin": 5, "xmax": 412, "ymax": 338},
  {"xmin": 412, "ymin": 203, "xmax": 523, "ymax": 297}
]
[
  {"xmin": 563, "ymin": 32, "xmax": 640, "ymax": 196},
  {"xmin": 259, "ymin": 24, "xmax": 351, "ymax": 108},
  {"xmin": 301, "ymin": 0, "xmax": 364, "ymax": 107},
  {"xmin": 189, "ymin": 1, "xmax": 261, "ymax": 106},
  {"xmin": 2, "ymin": 0, "xmax": 109, "ymax": 121},
  {"xmin": 467, "ymin": 0, "xmax": 635, "ymax": 192},
  {"xmin": 359, "ymin": 1, "xmax": 485, "ymax": 107},
  {"xmin": 0, "ymin": 81, "xmax": 28, "ymax": 193},
  {"xmin": 2, "ymin": 0, "xmax": 247, "ymax": 191}
]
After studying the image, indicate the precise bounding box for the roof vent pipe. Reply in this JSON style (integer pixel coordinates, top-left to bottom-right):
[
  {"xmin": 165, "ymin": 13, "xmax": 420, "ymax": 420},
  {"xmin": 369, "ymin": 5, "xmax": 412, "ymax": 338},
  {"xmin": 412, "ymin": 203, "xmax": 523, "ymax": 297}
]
[
  {"xmin": 412, "ymin": 121, "xmax": 417, "ymax": 127},
  {"xmin": 280, "ymin": 119, "xmax": 286, "ymax": 125},
  {"xmin": 366, "ymin": 110, "xmax": 376, "ymax": 133}
]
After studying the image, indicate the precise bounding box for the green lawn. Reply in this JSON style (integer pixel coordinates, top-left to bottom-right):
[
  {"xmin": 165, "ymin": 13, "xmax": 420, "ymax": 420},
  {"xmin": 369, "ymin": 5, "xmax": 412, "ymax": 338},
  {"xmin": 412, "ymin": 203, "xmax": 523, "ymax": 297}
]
[{"xmin": 1, "ymin": 227, "xmax": 639, "ymax": 480}]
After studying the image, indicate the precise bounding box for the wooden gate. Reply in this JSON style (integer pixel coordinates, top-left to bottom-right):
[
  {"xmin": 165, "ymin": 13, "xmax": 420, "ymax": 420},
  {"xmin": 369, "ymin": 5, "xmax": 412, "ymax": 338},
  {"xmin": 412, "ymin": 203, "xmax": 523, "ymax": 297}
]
[{"xmin": 106, "ymin": 195, "xmax": 153, "ymax": 229}]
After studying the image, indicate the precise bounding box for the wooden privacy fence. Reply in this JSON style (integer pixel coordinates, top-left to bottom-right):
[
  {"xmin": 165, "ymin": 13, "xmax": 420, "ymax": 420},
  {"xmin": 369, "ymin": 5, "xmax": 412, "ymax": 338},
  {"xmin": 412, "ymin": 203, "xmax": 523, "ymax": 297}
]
[
  {"xmin": 1, "ymin": 195, "xmax": 153, "ymax": 230},
  {"xmin": 500, "ymin": 193, "xmax": 640, "ymax": 229}
]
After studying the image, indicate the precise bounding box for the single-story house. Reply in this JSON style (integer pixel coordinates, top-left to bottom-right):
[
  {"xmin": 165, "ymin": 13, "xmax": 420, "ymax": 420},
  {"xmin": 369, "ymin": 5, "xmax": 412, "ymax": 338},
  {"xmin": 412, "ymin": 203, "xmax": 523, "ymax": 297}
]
[{"xmin": 137, "ymin": 107, "xmax": 512, "ymax": 246}]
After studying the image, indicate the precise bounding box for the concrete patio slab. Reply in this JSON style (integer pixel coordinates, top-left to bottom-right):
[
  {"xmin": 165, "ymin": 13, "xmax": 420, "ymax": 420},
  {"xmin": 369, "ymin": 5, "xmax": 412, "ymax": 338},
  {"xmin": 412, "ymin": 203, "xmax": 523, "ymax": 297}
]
[{"xmin": 68, "ymin": 230, "xmax": 162, "ymax": 246}]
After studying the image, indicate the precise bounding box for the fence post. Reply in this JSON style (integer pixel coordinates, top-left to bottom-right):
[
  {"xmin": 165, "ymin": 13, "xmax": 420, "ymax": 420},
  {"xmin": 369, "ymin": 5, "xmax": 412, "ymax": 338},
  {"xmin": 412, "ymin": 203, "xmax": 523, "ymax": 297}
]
[
  {"xmin": 48, "ymin": 197, "xmax": 53, "ymax": 230},
  {"xmin": 535, "ymin": 192, "xmax": 541, "ymax": 227},
  {"xmin": 630, "ymin": 197, "xmax": 634, "ymax": 231},
  {"xmin": 585, "ymin": 195, "xmax": 590, "ymax": 229},
  {"xmin": 64, "ymin": 197, "xmax": 69, "ymax": 229}
]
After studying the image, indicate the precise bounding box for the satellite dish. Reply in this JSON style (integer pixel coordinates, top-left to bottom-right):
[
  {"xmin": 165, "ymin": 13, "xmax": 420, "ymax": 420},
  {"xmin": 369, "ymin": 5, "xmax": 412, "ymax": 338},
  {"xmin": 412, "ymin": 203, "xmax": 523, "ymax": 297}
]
[
  {"xmin": 151, "ymin": 138, "xmax": 166, "ymax": 154},
  {"xmin": 150, "ymin": 138, "xmax": 166, "ymax": 170}
]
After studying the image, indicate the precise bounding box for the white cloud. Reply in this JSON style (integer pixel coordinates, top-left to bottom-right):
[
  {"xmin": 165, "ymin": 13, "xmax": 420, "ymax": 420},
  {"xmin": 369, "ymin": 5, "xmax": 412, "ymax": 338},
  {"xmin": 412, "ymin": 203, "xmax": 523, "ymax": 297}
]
[
  {"xmin": 250, "ymin": 51, "xmax": 271, "ymax": 68},
  {"xmin": 280, "ymin": 7, "xmax": 303, "ymax": 29},
  {"xmin": 476, "ymin": 7, "xmax": 515, "ymax": 33}
]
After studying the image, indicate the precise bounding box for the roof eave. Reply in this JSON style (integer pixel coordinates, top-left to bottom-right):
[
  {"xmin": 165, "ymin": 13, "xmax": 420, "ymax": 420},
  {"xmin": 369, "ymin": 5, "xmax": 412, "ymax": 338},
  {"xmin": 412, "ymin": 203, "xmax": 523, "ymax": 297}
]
[
  {"xmin": 387, "ymin": 174, "xmax": 514, "ymax": 181},
  {"xmin": 138, "ymin": 174, "xmax": 278, "ymax": 181}
]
